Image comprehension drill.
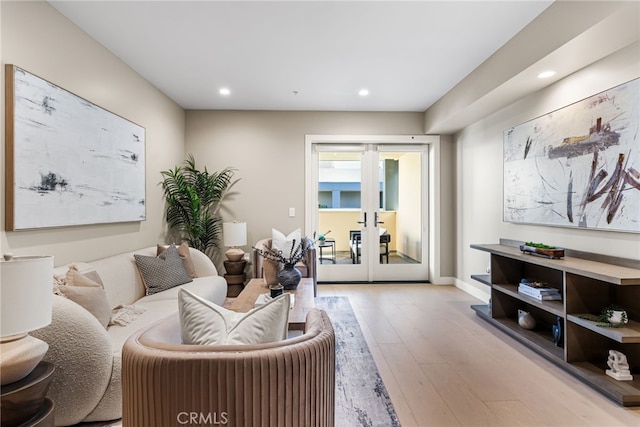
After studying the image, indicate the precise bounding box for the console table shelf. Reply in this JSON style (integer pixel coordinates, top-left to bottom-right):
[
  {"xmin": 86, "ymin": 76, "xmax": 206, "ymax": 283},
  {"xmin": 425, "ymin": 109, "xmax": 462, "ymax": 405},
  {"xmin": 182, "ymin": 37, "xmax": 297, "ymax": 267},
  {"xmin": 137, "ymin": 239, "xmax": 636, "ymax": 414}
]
[
  {"xmin": 567, "ymin": 315, "xmax": 640, "ymax": 344},
  {"xmin": 493, "ymin": 284, "xmax": 564, "ymax": 317},
  {"xmin": 470, "ymin": 241, "xmax": 640, "ymax": 406},
  {"xmin": 470, "ymin": 274, "xmax": 491, "ymax": 286},
  {"xmin": 472, "ymin": 304, "xmax": 564, "ymax": 361},
  {"xmin": 471, "ymin": 243, "xmax": 640, "ymax": 285}
]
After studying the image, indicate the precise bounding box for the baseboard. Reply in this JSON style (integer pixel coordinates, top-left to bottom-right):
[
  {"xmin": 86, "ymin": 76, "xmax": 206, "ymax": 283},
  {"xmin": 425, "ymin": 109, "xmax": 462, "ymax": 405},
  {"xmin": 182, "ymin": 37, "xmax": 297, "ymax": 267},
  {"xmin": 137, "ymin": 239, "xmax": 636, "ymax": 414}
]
[
  {"xmin": 429, "ymin": 276, "xmax": 455, "ymax": 285},
  {"xmin": 454, "ymin": 278, "xmax": 490, "ymax": 303}
]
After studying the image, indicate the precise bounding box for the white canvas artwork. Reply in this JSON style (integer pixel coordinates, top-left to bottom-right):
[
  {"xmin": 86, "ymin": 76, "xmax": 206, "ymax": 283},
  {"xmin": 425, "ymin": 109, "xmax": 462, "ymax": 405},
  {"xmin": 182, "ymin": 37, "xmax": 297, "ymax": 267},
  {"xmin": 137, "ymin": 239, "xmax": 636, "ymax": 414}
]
[
  {"xmin": 7, "ymin": 66, "xmax": 146, "ymax": 230},
  {"xmin": 504, "ymin": 78, "xmax": 639, "ymax": 233}
]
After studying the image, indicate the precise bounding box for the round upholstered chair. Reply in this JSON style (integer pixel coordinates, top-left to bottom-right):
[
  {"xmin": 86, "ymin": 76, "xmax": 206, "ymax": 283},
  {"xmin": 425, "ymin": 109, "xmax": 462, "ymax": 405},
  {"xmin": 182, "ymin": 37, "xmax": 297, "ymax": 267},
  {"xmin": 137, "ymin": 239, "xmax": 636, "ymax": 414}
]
[{"xmin": 121, "ymin": 309, "xmax": 335, "ymax": 427}]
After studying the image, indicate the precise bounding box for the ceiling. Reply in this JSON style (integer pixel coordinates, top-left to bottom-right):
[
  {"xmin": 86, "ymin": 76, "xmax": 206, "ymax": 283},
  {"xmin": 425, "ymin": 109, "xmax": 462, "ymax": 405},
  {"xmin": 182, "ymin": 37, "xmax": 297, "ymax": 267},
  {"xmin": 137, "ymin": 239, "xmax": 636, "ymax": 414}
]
[{"xmin": 48, "ymin": 1, "xmax": 554, "ymax": 113}]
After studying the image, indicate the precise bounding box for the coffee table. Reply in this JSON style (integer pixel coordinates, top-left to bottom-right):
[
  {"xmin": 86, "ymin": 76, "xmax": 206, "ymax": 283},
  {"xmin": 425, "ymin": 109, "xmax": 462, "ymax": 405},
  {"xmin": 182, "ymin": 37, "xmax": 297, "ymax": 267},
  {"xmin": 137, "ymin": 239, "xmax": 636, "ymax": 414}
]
[{"xmin": 229, "ymin": 277, "xmax": 315, "ymax": 330}]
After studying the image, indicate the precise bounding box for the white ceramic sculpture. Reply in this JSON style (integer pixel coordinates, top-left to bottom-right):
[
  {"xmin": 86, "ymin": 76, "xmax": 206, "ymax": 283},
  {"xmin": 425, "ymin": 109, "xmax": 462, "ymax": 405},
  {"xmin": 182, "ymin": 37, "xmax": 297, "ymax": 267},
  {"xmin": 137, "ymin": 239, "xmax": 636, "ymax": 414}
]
[{"xmin": 606, "ymin": 350, "xmax": 633, "ymax": 381}]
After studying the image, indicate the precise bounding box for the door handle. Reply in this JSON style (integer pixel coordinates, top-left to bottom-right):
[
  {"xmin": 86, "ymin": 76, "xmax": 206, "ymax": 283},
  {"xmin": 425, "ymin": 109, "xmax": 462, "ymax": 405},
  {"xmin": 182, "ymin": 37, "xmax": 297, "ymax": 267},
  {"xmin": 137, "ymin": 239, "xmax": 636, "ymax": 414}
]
[
  {"xmin": 357, "ymin": 212, "xmax": 367, "ymax": 227},
  {"xmin": 375, "ymin": 212, "xmax": 384, "ymax": 227}
]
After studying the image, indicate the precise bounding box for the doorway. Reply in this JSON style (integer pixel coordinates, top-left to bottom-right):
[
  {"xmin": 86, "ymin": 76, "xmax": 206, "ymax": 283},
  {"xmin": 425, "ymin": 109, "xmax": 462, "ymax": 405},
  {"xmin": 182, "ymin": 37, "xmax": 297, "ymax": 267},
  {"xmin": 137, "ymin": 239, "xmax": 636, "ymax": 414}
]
[{"xmin": 305, "ymin": 136, "xmax": 430, "ymax": 282}]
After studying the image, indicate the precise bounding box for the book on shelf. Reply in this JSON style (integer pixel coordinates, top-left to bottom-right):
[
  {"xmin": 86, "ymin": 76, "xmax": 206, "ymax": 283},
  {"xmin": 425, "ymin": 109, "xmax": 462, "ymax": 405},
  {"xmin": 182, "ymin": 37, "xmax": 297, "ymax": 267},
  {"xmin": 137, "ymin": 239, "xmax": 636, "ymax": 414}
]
[
  {"xmin": 518, "ymin": 286, "xmax": 559, "ymax": 295},
  {"xmin": 531, "ymin": 293, "xmax": 561, "ymax": 301},
  {"xmin": 518, "ymin": 290, "xmax": 562, "ymax": 301},
  {"xmin": 519, "ymin": 280, "xmax": 554, "ymax": 289},
  {"xmin": 518, "ymin": 285, "xmax": 561, "ymax": 300},
  {"xmin": 517, "ymin": 284, "xmax": 560, "ymax": 294}
]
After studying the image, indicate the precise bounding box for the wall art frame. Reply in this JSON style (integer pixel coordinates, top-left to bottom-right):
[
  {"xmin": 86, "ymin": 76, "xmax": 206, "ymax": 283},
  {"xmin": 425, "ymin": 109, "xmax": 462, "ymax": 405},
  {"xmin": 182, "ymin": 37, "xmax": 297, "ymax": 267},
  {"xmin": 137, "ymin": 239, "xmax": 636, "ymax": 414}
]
[
  {"xmin": 503, "ymin": 78, "xmax": 639, "ymax": 233},
  {"xmin": 5, "ymin": 65, "xmax": 146, "ymax": 230}
]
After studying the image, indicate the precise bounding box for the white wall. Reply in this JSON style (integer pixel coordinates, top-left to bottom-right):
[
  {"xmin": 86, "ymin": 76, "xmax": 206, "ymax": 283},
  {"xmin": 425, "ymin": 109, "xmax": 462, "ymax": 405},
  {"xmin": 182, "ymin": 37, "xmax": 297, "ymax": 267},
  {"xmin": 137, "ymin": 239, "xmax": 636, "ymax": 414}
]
[
  {"xmin": 1, "ymin": 1, "xmax": 186, "ymax": 265},
  {"xmin": 455, "ymin": 43, "xmax": 640, "ymax": 300},
  {"xmin": 184, "ymin": 111, "xmax": 431, "ymax": 258},
  {"xmin": 397, "ymin": 152, "xmax": 422, "ymax": 260}
]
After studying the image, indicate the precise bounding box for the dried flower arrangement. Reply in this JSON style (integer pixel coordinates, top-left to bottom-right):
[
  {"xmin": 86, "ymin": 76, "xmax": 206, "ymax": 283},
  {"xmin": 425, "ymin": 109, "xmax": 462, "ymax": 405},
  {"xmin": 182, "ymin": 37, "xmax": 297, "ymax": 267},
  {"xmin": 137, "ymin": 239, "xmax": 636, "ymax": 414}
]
[{"xmin": 253, "ymin": 239, "xmax": 308, "ymax": 266}]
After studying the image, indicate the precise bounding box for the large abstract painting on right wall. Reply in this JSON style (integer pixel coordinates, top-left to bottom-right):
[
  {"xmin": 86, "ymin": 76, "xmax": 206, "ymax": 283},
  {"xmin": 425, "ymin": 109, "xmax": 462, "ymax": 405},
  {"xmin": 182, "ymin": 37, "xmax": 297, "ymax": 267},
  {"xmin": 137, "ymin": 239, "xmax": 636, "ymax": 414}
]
[{"xmin": 504, "ymin": 78, "xmax": 639, "ymax": 233}]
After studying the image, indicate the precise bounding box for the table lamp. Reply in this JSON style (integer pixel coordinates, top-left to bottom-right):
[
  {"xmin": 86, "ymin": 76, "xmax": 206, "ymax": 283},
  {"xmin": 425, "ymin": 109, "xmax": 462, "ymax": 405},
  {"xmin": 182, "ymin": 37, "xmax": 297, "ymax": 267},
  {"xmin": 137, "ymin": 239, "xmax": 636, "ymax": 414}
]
[
  {"xmin": 1, "ymin": 255, "xmax": 54, "ymax": 385},
  {"xmin": 223, "ymin": 221, "xmax": 247, "ymax": 262}
]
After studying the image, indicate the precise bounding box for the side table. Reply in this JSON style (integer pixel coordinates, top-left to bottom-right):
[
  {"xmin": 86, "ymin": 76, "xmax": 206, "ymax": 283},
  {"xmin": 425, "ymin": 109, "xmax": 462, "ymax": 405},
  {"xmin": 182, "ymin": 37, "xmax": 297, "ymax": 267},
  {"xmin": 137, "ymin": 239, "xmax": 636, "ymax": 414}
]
[
  {"xmin": 224, "ymin": 259, "xmax": 247, "ymax": 297},
  {"xmin": 0, "ymin": 361, "xmax": 55, "ymax": 427},
  {"xmin": 318, "ymin": 238, "xmax": 336, "ymax": 264}
]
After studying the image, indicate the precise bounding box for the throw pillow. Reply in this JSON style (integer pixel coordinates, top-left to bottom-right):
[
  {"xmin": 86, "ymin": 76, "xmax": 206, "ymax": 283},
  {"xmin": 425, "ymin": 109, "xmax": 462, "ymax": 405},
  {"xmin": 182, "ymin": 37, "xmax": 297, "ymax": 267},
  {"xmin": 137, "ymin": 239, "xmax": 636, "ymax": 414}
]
[
  {"xmin": 53, "ymin": 262, "xmax": 104, "ymax": 288},
  {"xmin": 157, "ymin": 242, "xmax": 197, "ymax": 278},
  {"xmin": 178, "ymin": 288, "xmax": 290, "ymax": 345},
  {"xmin": 272, "ymin": 228, "xmax": 301, "ymax": 256},
  {"xmin": 134, "ymin": 244, "xmax": 193, "ymax": 295},
  {"xmin": 56, "ymin": 266, "xmax": 112, "ymax": 329}
]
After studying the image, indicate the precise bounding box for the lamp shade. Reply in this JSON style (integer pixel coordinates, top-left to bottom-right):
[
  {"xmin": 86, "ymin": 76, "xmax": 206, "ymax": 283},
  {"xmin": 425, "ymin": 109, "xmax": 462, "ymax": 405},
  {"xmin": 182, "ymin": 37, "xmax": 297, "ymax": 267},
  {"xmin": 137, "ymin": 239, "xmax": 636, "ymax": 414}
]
[
  {"xmin": 1, "ymin": 256, "xmax": 54, "ymax": 338},
  {"xmin": 223, "ymin": 222, "xmax": 247, "ymax": 247}
]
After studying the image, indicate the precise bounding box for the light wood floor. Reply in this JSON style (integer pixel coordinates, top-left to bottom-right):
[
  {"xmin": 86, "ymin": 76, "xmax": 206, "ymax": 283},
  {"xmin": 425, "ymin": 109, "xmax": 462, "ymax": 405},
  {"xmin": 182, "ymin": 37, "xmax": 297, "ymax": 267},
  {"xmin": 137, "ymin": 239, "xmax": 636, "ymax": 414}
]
[{"xmin": 317, "ymin": 283, "xmax": 640, "ymax": 427}]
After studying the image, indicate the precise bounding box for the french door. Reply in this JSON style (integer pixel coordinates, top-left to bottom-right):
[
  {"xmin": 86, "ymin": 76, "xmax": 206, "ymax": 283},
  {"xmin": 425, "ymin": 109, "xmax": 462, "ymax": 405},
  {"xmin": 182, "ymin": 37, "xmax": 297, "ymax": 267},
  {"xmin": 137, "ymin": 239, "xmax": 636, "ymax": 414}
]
[{"xmin": 307, "ymin": 137, "xmax": 429, "ymax": 282}]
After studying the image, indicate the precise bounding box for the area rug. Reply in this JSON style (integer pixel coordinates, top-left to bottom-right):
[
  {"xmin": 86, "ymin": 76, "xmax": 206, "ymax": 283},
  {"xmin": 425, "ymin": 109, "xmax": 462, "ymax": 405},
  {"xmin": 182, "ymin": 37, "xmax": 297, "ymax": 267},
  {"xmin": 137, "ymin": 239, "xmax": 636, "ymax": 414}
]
[
  {"xmin": 75, "ymin": 296, "xmax": 399, "ymax": 427},
  {"xmin": 315, "ymin": 296, "xmax": 400, "ymax": 427}
]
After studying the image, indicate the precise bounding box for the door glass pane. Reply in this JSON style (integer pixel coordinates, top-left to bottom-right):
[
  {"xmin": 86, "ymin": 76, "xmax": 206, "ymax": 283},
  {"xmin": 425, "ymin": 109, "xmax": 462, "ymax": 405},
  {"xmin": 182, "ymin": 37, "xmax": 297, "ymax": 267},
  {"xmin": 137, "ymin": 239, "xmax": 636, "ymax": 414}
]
[
  {"xmin": 377, "ymin": 151, "xmax": 422, "ymax": 264},
  {"xmin": 317, "ymin": 151, "xmax": 363, "ymax": 265}
]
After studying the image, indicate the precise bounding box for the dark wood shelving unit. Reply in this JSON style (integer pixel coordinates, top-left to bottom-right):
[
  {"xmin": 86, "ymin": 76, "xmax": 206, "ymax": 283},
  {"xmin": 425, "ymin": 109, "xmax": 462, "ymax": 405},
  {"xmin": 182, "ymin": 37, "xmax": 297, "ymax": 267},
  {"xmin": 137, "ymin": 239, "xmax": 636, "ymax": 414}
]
[
  {"xmin": 470, "ymin": 240, "xmax": 640, "ymax": 407},
  {"xmin": 470, "ymin": 274, "xmax": 491, "ymax": 286},
  {"xmin": 493, "ymin": 284, "xmax": 564, "ymax": 317}
]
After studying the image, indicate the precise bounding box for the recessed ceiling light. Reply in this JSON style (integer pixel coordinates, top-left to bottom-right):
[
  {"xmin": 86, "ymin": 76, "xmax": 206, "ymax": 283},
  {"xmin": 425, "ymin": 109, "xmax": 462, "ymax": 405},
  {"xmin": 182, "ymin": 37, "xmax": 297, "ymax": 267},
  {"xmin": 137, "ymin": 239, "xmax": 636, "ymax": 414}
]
[
  {"xmin": 219, "ymin": 88, "xmax": 231, "ymax": 96},
  {"xmin": 537, "ymin": 70, "xmax": 556, "ymax": 79},
  {"xmin": 358, "ymin": 89, "xmax": 369, "ymax": 97}
]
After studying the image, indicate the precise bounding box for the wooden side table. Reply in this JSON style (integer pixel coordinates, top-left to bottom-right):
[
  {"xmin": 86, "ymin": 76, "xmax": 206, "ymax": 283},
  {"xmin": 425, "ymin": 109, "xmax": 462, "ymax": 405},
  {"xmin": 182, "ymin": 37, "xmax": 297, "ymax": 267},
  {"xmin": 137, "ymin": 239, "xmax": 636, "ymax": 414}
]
[
  {"xmin": 0, "ymin": 361, "xmax": 55, "ymax": 427},
  {"xmin": 224, "ymin": 259, "xmax": 247, "ymax": 297}
]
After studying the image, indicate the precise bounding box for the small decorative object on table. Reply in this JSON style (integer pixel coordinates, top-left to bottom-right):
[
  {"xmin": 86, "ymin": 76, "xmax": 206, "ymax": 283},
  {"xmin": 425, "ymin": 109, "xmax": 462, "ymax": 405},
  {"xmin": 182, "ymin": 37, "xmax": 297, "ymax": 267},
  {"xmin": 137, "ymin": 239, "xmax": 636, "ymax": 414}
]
[
  {"xmin": 517, "ymin": 309, "xmax": 536, "ymax": 330},
  {"xmin": 314, "ymin": 230, "xmax": 331, "ymax": 243},
  {"xmin": 578, "ymin": 304, "xmax": 629, "ymax": 328},
  {"xmin": 254, "ymin": 238, "xmax": 308, "ymax": 290},
  {"xmin": 277, "ymin": 263, "xmax": 302, "ymax": 290},
  {"xmin": 606, "ymin": 350, "xmax": 633, "ymax": 381},
  {"xmin": 269, "ymin": 283, "xmax": 284, "ymax": 298},
  {"xmin": 520, "ymin": 242, "xmax": 565, "ymax": 259},
  {"xmin": 552, "ymin": 316, "xmax": 563, "ymax": 346},
  {"xmin": 604, "ymin": 305, "xmax": 628, "ymax": 325}
]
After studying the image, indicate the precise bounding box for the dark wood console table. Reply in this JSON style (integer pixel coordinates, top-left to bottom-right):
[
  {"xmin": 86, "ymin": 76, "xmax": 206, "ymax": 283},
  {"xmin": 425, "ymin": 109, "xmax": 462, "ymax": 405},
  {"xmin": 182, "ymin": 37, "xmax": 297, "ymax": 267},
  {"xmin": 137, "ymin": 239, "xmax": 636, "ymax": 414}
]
[{"xmin": 470, "ymin": 239, "xmax": 640, "ymax": 406}]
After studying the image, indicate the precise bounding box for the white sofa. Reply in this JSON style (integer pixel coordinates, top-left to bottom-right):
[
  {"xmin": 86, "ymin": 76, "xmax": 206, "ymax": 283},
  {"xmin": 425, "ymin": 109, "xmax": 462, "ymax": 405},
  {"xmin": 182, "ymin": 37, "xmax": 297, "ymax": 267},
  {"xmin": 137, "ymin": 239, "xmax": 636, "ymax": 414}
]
[{"xmin": 31, "ymin": 246, "xmax": 227, "ymax": 426}]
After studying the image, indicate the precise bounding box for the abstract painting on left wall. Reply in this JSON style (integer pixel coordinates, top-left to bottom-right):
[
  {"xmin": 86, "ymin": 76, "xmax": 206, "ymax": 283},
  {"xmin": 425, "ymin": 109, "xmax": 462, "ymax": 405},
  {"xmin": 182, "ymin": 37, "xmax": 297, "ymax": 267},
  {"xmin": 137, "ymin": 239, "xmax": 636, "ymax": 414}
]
[{"xmin": 5, "ymin": 65, "xmax": 146, "ymax": 230}]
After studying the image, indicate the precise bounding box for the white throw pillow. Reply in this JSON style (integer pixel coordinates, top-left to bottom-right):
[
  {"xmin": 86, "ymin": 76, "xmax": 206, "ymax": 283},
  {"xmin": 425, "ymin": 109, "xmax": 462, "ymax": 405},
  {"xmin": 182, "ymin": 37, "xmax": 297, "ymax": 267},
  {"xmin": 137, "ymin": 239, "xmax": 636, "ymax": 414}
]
[
  {"xmin": 272, "ymin": 228, "xmax": 301, "ymax": 256},
  {"xmin": 178, "ymin": 289, "xmax": 290, "ymax": 345}
]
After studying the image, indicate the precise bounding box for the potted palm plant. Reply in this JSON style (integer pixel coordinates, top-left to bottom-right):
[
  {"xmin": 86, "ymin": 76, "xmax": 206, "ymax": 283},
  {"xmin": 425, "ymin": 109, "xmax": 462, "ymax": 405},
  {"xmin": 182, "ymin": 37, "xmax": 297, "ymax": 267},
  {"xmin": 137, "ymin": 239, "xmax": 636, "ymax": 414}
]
[{"xmin": 160, "ymin": 155, "xmax": 235, "ymax": 258}]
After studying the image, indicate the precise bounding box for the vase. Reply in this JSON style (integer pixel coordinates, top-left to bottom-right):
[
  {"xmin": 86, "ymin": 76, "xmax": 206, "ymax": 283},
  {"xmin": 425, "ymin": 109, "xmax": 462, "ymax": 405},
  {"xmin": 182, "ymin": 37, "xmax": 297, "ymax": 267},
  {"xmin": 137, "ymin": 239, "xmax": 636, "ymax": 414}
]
[
  {"xmin": 517, "ymin": 309, "xmax": 536, "ymax": 330},
  {"xmin": 552, "ymin": 316, "xmax": 562, "ymax": 346},
  {"xmin": 263, "ymin": 259, "xmax": 280, "ymax": 286},
  {"xmin": 607, "ymin": 310, "xmax": 628, "ymax": 325},
  {"xmin": 277, "ymin": 263, "xmax": 302, "ymax": 290}
]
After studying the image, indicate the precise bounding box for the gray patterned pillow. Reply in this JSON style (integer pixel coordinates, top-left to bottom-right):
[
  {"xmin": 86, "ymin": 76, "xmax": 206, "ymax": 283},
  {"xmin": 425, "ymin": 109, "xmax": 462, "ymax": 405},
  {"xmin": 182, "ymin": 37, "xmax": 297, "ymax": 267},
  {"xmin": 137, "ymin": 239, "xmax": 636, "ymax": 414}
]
[{"xmin": 134, "ymin": 244, "xmax": 193, "ymax": 295}]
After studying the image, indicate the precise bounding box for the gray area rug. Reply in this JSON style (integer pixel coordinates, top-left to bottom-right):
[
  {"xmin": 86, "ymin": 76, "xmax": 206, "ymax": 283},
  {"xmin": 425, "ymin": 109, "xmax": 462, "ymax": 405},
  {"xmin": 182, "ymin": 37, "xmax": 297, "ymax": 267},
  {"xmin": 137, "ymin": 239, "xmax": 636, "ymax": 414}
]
[{"xmin": 315, "ymin": 296, "xmax": 400, "ymax": 427}]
